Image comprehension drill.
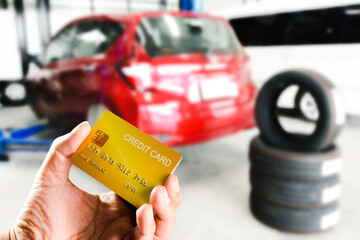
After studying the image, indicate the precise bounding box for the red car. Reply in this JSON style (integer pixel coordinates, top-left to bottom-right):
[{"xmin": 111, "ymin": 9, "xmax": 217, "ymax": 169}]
[{"xmin": 26, "ymin": 11, "xmax": 257, "ymax": 147}]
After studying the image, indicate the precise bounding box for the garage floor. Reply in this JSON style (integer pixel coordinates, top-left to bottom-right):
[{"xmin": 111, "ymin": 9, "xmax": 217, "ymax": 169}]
[{"xmin": 1, "ymin": 106, "xmax": 360, "ymax": 239}]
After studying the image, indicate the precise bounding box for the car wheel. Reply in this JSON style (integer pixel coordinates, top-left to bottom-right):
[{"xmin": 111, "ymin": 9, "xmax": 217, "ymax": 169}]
[
  {"xmin": 249, "ymin": 136, "xmax": 342, "ymax": 180},
  {"xmin": 250, "ymin": 168, "xmax": 340, "ymax": 207},
  {"xmin": 87, "ymin": 103, "xmax": 109, "ymax": 126},
  {"xmin": 0, "ymin": 153, "xmax": 9, "ymax": 161},
  {"xmin": 255, "ymin": 69, "xmax": 346, "ymax": 151},
  {"xmin": 250, "ymin": 192, "xmax": 340, "ymax": 233}
]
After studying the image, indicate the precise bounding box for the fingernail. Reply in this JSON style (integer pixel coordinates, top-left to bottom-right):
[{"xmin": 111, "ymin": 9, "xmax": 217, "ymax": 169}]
[
  {"xmin": 163, "ymin": 187, "xmax": 171, "ymax": 204},
  {"xmin": 71, "ymin": 121, "xmax": 86, "ymax": 132},
  {"xmin": 147, "ymin": 204, "xmax": 154, "ymax": 219},
  {"xmin": 172, "ymin": 175, "xmax": 180, "ymax": 193}
]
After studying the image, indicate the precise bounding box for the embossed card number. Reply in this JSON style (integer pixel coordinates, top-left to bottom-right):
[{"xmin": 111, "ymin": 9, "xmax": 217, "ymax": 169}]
[{"xmin": 71, "ymin": 111, "xmax": 182, "ymax": 208}]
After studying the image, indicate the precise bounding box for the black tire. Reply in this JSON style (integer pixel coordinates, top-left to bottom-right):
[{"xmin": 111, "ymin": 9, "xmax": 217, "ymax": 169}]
[
  {"xmin": 294, "ymin": 88, "xmax": 307, "ymax": 116},
  {"xmin": 250, "ymin": 168, "xmax": 341, "ymax": 207},
  {"xmin": 249, "ymin": 136, "xmax": 342, "ymax": 180},
  {"xmin": 0, "ymin": 153, "xmax": 9, "ymax": 161},
  {"xmin": 250, "ymin": 192, "xmax": 340, "ymax": 233},
  {"xmin": 255, "ymin": 69, "xmax": 345, "ymax": 152}
]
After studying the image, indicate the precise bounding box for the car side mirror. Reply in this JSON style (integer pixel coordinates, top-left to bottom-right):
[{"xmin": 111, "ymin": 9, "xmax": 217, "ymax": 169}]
[
  {"xmin": 134, "ymin": 42, "xmax": 149, "ymax": 61},
  {"xmin": 0, "ymin": 80, "xmax": 28, "ymax": 107},
  {"xmin": 28, "ymin": 54, "xmax": 43, "ymax": 68}
]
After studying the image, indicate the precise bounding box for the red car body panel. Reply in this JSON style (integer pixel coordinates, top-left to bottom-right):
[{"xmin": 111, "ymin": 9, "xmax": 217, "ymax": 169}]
[{"xmin": 26, "ymin": 11, "xmax": 257, "ymax": 147}]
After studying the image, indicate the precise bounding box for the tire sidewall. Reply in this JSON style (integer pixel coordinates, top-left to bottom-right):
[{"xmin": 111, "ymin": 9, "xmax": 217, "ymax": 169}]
[{"xmin": 255, "ymin": 69, "xmax": 339, "ymax": 151}]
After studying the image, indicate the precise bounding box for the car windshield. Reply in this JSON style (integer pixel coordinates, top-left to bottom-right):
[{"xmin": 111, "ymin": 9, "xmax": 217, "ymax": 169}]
[{"xmin": 136, "ymin": 15, "xmax": 240, "ymax": 57}]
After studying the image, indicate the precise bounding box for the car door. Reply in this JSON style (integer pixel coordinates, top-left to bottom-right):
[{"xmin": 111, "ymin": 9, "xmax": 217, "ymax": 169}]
[
  {"xmin": 38, "ymin": 24, "xmax": 76, "ymax": 113},
  {"xmin": 54, "ymin": 20, "xmax": 126, "ymax": 119}
]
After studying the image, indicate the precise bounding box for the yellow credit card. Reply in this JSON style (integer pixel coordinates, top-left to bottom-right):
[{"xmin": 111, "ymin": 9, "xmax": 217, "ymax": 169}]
[{"xmin": 71, "ymin": 111, "xmax": 182, "ymax": 208}]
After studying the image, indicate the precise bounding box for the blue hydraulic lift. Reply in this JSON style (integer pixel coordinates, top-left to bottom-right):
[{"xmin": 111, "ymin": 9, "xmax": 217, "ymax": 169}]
[{"xmin": 0, "ymin": 124, "xmax": 53, "ymax": 161}]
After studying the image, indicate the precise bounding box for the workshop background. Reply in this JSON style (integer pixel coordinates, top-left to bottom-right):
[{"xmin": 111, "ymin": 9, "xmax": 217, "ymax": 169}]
[{"xmin": 1, "ymin": 0, "xmax": 360, "ymax": 239}]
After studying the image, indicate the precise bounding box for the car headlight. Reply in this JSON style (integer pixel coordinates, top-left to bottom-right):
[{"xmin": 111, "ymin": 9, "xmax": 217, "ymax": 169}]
[{"xmin": 5, "ymin": 83, "xmax": 26, "ymax": 101}]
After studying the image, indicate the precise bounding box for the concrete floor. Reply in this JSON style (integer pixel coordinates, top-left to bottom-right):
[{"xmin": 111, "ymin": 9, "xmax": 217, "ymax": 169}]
[{"xmin": 1, "ymin": 106, "xmax": 360, "ymax": 239}]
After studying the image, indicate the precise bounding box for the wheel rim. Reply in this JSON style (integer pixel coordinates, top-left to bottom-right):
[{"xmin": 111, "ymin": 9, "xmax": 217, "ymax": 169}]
[{"xmin": 300, "ymin": 92, "xmax": 319, "ymax": 121}]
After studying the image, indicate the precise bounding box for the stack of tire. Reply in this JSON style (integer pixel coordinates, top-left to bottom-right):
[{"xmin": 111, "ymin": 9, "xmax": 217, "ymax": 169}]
[{"xmin": 249, "ymin": 70, "xmax": 346, "ymax": 233}]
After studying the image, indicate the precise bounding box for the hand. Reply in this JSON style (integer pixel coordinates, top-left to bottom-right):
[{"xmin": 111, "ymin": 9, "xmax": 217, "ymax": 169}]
[{"xmin": 2, "ymin": 122, "xmax": 182, "ymax": 240}]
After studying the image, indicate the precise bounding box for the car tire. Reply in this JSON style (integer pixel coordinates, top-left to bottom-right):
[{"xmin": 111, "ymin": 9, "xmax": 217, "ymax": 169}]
[
  {"xmin": 250, "ymin": 168, "xmax": 341, "ymax": 207},
  {"xmin": 0, "ymin": 153, "xmax": 9, "ymax": 161},
  {"xmin": 255, "ymin": 69, "xmax": 345, "ymax": 152},
  {"xmin": 250, "ymin": 192, "xmax": 340, "ymax": 233},
  {"xmin": 87, "ymin": 103, "xmax": 109, "ymax": 126},
  {"xmin": 249, "ymin": 136, "xmax": 342, "ymax": 180}
]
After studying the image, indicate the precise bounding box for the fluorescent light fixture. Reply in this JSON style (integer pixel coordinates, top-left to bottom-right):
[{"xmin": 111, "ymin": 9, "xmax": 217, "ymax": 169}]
[
  {"xmin": 163, "ymin": 14, "xmax": 180, "ymax": 37},
  {"xmin": 77, "ymin": 29, "xmax": 106, "ymax": 43},
  {"xmin": 345, "ymin": 8, "xmax": 360, "ymax": 15},
  {"xmin": 141, "ymin": 18, "xmax": 154, "ymax": 35},
  {"xmin": 187, "ymin": 18, "xmax": 203, "ymax": 26}
]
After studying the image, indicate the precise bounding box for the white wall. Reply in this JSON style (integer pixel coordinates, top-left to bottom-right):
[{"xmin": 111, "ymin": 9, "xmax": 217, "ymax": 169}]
[
  {"xmin": 0, "ymin": 7, "xmax": 22, "ymax": 79},
  {"xmin": 203, "ymin": 0, "xmax": 259, "ymax": 12}
]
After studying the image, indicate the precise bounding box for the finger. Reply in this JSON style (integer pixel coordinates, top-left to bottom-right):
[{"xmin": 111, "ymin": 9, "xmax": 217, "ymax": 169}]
[
  {"xmin": 37, "ymin": 121, "xmax": 91, "ymax": 185},
  {"xmin": 150, "ymin": 186, "xmax": 176, "ymax": 240},
  {"xmin": 163, "ymin": 174, "xmax": 182, "ymax": 209},
  {"xmin": 134, "ymin": 204, "xmax": 155, "ymax": 240}
]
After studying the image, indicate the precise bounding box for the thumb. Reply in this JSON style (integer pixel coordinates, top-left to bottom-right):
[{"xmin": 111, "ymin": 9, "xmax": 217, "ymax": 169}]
[{"xmin": 36, "ymin": 121, "xmax": 91, "ymax": 186}]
